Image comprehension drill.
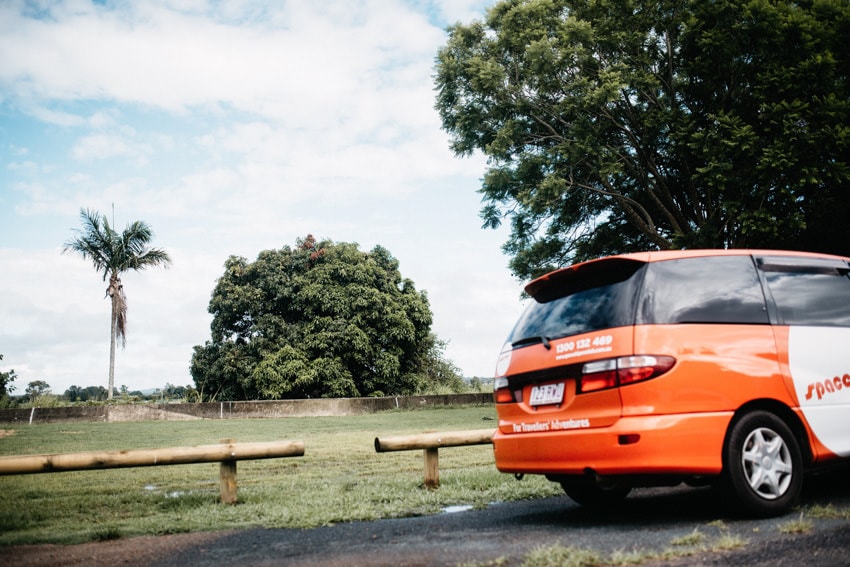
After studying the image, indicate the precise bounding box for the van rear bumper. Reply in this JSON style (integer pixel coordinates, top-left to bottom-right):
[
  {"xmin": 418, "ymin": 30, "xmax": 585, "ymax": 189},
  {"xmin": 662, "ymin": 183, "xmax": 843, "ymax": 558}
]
[{"xmin": 493, "ymin": 412, "xmax": 732, "ymax": 476}]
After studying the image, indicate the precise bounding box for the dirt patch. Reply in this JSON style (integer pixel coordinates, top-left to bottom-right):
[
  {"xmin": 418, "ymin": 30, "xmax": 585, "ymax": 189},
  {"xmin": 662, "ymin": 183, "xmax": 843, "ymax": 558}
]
[
  {"xmin": 6, "ymin": 531, "xmax": 235, "ymax": 567},
  {"xmin": 0, "ymin": 429, "xmax": 16, "ymax": 439}
]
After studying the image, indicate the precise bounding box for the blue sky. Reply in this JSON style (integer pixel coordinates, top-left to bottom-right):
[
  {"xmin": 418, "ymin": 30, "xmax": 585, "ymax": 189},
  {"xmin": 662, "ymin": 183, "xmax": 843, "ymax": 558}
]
[{"xmin": 0, "ymin": 0, "xmax": 529, "ymax": 395}]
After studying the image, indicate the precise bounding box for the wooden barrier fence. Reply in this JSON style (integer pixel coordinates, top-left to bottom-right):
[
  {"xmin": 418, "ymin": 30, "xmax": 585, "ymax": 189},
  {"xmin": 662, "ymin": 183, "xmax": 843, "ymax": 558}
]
[
  {"xmin": 0, "ymin": 428, "xmax": 494, "ymax": 503},
  {"xmin": 374, "ymin": 428, "xmax": 495, "ymax": 488},
  {"xmin": 0, "ymin": 439, "xmax": 305, "ymax": 504}
]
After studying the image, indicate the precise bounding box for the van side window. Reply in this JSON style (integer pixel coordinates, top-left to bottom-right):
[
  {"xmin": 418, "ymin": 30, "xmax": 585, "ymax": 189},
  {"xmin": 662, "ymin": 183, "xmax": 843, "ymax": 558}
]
[
  {"xmin": 759, "ymin": 257, "xmax": 850, "ymax": 326},
  {"xmin": 638, "ymin": 256, "xmax": 768, "ymax": 325}
]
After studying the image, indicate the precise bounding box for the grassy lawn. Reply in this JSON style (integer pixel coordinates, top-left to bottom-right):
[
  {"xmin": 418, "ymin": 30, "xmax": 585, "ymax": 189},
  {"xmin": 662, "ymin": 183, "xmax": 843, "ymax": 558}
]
[{"xmin": 0, "ymin": 406, "xmax": 561, "ymax": 546}]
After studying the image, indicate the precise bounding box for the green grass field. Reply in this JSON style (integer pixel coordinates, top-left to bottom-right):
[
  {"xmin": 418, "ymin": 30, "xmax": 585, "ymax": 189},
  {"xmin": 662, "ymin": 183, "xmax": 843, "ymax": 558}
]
[{"xmin": 0, "ymin": 406, "xmax": 561, "ymax": 546}]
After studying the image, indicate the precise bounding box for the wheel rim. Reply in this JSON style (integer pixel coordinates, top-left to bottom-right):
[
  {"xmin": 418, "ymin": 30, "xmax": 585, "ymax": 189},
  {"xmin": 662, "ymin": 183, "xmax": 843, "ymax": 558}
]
[{"xmin": 740, "ymin": 426, "xmax": 793, "ymax": 500}]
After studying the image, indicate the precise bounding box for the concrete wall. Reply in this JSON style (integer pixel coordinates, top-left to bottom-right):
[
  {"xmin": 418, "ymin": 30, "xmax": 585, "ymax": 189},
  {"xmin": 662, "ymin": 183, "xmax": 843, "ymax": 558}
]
[{"xmin": 0, "ymin": 393, "xmax": 493, "ymax": 424}]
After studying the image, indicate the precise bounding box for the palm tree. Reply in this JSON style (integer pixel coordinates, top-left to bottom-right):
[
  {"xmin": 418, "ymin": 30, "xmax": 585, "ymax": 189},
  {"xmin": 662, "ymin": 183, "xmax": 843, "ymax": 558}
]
[{"xmin": 63, "ymin": 208, "xmax": 172, "ymax": 400}]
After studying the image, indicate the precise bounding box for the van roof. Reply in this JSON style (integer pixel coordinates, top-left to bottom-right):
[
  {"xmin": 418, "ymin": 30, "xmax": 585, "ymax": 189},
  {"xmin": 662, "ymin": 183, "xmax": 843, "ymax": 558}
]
[{"xmin": 525, "ymin": 248, "xmax": 850, "ymax": 300}]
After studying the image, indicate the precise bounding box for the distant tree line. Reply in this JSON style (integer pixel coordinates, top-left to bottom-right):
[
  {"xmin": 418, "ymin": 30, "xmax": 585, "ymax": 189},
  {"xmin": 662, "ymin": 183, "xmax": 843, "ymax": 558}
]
[{"xmin": 0, "ymin": 366, "xmax": 198, "ymax": 407}]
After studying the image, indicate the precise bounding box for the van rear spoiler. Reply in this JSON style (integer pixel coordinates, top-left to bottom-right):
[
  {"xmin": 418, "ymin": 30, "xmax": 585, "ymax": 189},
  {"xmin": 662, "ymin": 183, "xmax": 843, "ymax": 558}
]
[{"xmin": 526, "ymin": 258, "xmax": 645, "ymax": 303}]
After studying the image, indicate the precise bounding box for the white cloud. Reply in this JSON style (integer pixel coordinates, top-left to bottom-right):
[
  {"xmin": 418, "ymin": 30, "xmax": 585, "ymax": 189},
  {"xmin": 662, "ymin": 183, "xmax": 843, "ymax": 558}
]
[
  {"xmin": 28, "ymin": 106, "xmax": 86, "ymax": 127},
  {"xmin": 72, "ymin": 133, "xmax": 150, "ymax": 163},
  {"xmin": 6, "ymin": 160, "xmax": 37, "ymax": 172},
  {"xmin": 0, "ymin": 1, "xmax": 446, "ymax": 121},
  {"xmin": 8, "ymin": 144, "xmax": 30, "ymax": 157}
]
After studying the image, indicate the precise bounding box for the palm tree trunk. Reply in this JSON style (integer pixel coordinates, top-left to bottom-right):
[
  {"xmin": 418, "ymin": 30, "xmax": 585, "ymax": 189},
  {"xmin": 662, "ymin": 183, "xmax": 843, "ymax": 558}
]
[
  {"xmin": 106, "ymin": 273, "xmax": 126, "ymax": 402},
  {"xmin": 108, "ymin": 297, "xmax": 117, "ymax": 401}
]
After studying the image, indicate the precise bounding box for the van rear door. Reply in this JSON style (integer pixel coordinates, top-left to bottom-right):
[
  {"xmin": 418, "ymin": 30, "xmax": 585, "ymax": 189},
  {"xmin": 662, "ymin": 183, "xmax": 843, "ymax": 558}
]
[{"xmin": 495, "ymin": 257, "xmax": 646, "ymax": 433}]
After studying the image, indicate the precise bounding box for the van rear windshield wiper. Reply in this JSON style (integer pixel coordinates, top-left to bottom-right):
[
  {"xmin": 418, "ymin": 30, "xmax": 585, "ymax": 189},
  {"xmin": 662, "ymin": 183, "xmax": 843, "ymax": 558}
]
[{"xmin": 512, "ymin": 335, "xmax": 552, "ymax": 350}]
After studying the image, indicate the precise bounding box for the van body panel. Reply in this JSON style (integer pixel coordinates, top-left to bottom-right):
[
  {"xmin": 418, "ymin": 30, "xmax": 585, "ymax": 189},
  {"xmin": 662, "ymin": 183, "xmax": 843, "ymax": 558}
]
[
  {"xmin": 493, "ymin": 412, "xmax": 730, "ymax": 475},
  {"xmin": 496, "ymin": 388, "xmax": 622, "ymax": 434},
  {"xmin": 625, "ymin": 324, "xmax": 787, "ymax": 416}
]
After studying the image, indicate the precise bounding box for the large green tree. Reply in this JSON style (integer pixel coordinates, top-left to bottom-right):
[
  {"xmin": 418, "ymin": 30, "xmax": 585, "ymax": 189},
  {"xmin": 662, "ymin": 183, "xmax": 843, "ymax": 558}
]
[
  {"xmin": 63, "ymin": 208, "xmax": 172, "ymax": 400},
  {"xmin": 191, "ymin": 235, "xmax": 460, "ymax": 401},
  {"xmin": 435, "ymin": 0, "xmax": 850, "ymax": 280}
]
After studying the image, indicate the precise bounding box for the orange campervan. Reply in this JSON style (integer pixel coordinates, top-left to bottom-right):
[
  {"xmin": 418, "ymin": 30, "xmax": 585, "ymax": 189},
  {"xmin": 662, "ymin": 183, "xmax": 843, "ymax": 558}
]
[{"xmin": 493, "ymin": 249, "xmax": 850, "ymax": 516}]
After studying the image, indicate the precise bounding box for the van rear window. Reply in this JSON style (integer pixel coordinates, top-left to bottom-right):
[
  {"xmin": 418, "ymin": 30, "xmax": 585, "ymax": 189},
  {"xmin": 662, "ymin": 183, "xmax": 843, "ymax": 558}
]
[{"xmin": 508, "ymin": 260, "xmax": 644, "ymax": 346}]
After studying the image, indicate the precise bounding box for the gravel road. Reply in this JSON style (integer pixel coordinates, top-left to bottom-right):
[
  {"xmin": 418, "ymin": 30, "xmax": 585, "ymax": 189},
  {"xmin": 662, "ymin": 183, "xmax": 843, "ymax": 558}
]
[{"xmin": 7, "ymin": 470, "xmax": 850, "ymax": 567}]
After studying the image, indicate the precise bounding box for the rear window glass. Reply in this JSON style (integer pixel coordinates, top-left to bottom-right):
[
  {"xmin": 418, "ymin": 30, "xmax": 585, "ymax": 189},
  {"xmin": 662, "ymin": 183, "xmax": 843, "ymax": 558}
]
[
  {"xmin": 508, "ymin": 260, "xmax": 644, "ymax": 346},
  {"xmin": 637, "ymin": 256, "xmax": 768, "ymax": 325},
  {"xmin": 759, "ymin": 256, "xmax": 850, "ymax": 326}
]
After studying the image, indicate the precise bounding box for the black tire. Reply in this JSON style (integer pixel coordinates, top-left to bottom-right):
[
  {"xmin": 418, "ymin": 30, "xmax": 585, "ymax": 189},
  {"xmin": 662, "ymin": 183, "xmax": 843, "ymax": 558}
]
[
  {"xmin": 560, "ymin": 478, "xmax": 631, "ymax": 508},
  {"xmin": 724, "ymin": 410, "xmax": 803, "ymax": 517}
]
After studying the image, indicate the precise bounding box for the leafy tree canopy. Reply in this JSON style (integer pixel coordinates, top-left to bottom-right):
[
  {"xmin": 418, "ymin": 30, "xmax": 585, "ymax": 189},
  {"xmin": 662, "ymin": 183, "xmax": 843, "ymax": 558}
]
[
  {"xmin": 191, "ymin": 235, "xmax": 460, "ymax": 401},
  {"xmin": 435, "ymin": 0, "xmax": 850, "ymax": 280},
  {"xmin": 0, "ymin": 354, "xmax": 16, "ymax": 400},
  {"xmin": 25, "ymin": 380, "xmax": 51, "ymax": 402}
]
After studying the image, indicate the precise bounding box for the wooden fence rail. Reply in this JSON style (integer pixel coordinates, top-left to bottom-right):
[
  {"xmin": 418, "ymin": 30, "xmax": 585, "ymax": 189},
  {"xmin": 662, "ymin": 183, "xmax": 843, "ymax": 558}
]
[
  {"xmin": 0, "ymin": 439, "xmax": 305, "ymax": 504},
  {"xmin": 374, "ymin": 428, "xmax": 495, "ymax": 488}
]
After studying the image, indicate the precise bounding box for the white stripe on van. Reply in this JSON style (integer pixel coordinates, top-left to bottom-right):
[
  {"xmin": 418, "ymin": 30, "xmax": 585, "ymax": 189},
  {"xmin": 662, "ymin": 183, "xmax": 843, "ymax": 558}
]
[{"xmin": 788, "ymin": 326, "xmax": 850, "ymax": 457}]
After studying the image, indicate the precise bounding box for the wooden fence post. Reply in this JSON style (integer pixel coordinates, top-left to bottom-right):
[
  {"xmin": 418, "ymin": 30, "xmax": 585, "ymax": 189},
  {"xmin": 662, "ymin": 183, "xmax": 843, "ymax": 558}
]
[
  {"xmin": 219, "ymin": 438, "xmax": 237, "ymax": 504},
  {"xmin": 220, "ymin": 460, "xmax": 238, "ymax": 504},
  {"xmin": 424, "ymin": 447, "xmax": 439, "ymax": 489}
]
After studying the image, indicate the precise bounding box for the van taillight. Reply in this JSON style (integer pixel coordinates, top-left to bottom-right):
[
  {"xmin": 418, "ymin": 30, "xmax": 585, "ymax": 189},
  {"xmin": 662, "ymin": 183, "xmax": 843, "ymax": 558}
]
[
  {"xmin": 494, "ymin": 355, "xmax": 676, "ymax": 403},
  {"xmin": 494, "ymin": 389, "xmax": 515, "ymax": 403},
  {"xmin": 494, "ymin": 376, "xmax": 514, "ymax": 403},
  {"xmin": 494, "ymin": 376, "xmax": 524, "ymax": 404},
  {"xmin": 580, "ymin": 355, "xmax": 675, "ymax": 393},
  {"xmin": 580, "ymin": 370, "xmax": 618, "ymax": 392}
]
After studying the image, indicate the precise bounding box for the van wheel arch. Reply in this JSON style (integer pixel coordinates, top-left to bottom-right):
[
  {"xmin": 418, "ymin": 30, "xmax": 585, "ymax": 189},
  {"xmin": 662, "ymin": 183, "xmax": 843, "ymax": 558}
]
[
  {"xmin": 725, "ymin": 401, "xmax": 812, "ymax": 465},
  {"xmin": 721, "ymin": 403, "xmax": 808, "ymax": 516}
]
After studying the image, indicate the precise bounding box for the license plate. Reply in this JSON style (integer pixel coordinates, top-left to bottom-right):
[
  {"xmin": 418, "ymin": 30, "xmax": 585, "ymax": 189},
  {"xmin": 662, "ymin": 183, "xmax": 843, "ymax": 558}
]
[{"xmin": 529, "ymin": 383, "xmax": 565, "ymax": 406}]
